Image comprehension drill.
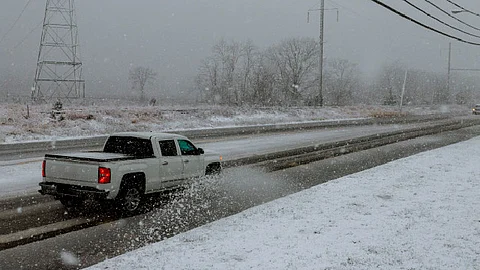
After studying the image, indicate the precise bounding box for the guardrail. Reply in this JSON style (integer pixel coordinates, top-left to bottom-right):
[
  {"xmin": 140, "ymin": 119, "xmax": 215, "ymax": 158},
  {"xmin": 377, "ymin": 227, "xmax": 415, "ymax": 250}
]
[{"xmin": 223, "ymin": 117, "xmax": 480, "ymax": 170}]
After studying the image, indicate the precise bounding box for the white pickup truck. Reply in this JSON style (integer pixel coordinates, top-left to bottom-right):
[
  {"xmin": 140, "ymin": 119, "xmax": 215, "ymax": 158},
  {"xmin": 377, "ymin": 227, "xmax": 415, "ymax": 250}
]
[{"xmin": 39, "ymin": 132, "xmax": 222, "ymax": 213}]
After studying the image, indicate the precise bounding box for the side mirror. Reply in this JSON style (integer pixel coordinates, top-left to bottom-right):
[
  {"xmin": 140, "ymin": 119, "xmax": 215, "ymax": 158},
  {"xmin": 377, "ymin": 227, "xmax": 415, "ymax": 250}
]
[{"xmin": 197, "ymin": 148, "xmax": 204, "ymax": 155}]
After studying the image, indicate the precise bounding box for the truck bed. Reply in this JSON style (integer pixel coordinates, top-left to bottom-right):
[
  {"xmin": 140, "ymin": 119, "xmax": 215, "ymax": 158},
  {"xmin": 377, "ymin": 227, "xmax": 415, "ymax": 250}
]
[{"xmin": 45, "ymin": 152, "xmax": 137, "ymax": 162}]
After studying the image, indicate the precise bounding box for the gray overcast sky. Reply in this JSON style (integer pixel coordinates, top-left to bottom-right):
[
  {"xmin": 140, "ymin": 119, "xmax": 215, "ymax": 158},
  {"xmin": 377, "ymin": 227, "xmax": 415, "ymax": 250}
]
[{"xmin": 1, "ymin": 0, "xmax": 480, "ymax": 99}]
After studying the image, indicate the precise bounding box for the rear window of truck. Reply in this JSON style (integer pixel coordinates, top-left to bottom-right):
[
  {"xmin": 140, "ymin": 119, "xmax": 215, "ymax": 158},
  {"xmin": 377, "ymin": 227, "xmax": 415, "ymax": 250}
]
[{"xmin": 104, "ymin": 136, "xmax": 154, "ymax": 157}]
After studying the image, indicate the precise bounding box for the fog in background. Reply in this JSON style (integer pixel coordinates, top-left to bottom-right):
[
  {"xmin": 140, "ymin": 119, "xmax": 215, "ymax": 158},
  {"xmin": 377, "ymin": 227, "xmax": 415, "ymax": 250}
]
[{"xmin": 1, "ymin": 0, "xmax": 480, "ymax": 103}]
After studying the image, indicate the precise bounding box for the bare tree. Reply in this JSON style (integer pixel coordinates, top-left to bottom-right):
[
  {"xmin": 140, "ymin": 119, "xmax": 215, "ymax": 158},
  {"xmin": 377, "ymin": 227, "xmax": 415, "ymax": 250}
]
[
  {"xmin": 197, "ymin": 39, "xmax": 260, "ymax": 105},
  {"xmin": 401, "ymin": 69, "xmax": 443, "ymax": 105},
  {"xmin": 196, "ymin": 56, "xmax": 220, "ymax": 104},
  {"xmin": 129, "ymin": 66, "xmax": 157, "ymax": 103},
  {"xmin": 239, "ymin": 40, "xmax": 257, "ymax": 104},
  {"xmin": 196, "ymin": 37, "xmax": 319, "ymax": 106},
  {"xmin": 213, "ymin": 38, "xmax": 243, "ymax": 104},
  {"xmin": 268, "ymin": 37, "xmax": 319, "ymax": 105},
  {"xmin": 375, "ymin": 61, "xmax": 406, "ymax": 105},
  {"xmin": 452, "ymin": 74, "xmax": 478, "ymax": 105},
  {"xmin": 370, "ymin": 61, "xmax": 456, "ymax": 106},
  {"xmin": 324, "ymin": 58, "xmax": 360, "ymax": 106},
  {"xmin": 250, "ymin": 54, "xmax": 277, "ymax": 105}
]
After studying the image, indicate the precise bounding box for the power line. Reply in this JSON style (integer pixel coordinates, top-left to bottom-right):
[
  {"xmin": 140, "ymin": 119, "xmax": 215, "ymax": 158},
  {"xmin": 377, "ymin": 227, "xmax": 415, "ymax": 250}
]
[
  {"xmin": 403, "ymin": 0, "xmax": 480, "ymax": 39},
  {"xmin": 446, "ymin": 0, "xmax": 480, "ymax": 17},
  {"xmin": 13, "ymin": 21, "xmax": 43, "ymax": 50},
  {"xmin": 327, "ymin": 0, "xmax": 375, "ymax": 22},
  {"xmin": 423, "ymin": 0, "xmax": 480, "ymax": 32},
  {"xmin": 368, "ymin": 0, "xmax": 480, "ymax": 46},
  {"xmin": 326, "ymin": 0, "xmax": 436, "ymax": 41},
  {"xmin": 0, "ymin": 0, "xmax": 34, "ymax": 46}
]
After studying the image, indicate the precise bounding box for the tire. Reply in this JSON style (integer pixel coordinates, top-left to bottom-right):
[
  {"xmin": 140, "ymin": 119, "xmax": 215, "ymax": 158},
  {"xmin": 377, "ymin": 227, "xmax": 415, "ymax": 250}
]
[
  {"xmin": 205, "ymin": 163, "xmax": 222, "ymax": 175},
  {"xmin": 60, "ymin": 198, "xmax": 83, "ymax": 207},
  {"xmin": 59, "ymin": 198, "xmax": 84, "ymax": 213},
  {"xmin": 118, "ymin": 180, "xmax": 144, "ymax": 214}
]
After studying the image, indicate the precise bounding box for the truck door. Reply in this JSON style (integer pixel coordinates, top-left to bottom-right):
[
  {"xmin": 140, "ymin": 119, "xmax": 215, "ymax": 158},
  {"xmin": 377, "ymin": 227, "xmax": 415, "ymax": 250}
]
[
  {"xmin": 157, "ymin": 139, "xmax": 184, "ymax": 189},
  {"xmin": 177, "ymin": 139, "xmax": 204, "ymax": 179}
]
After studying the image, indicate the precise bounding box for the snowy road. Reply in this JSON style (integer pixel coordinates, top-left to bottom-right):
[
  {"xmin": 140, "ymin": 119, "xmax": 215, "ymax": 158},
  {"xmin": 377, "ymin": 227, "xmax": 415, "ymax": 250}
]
[
  {"xmin": 0, "ymin": 121, "xmax": 451, "ymax": 199},
  {"xmin": 89, "ymin": 133, "xmax": 480, "ymax": 270},
  {"xmin": 0, "ymin": 125, "xmax": 479, "ymax": 269}
]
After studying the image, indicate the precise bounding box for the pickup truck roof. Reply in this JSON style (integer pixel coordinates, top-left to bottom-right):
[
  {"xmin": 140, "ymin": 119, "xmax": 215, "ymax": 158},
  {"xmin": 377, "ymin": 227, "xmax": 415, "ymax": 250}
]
[{"xmin": 111, "ymin": 132, "xmax": 188, "ymax": 140}]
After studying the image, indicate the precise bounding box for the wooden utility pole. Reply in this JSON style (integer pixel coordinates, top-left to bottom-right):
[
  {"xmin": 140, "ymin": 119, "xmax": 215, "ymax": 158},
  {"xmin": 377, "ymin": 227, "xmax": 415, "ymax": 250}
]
[
  {"xmin": 447, "ymin": 42, "xmax": 451, "ymax": 102},
  {"xmin": 308, "ymin": 1, "xmax": 339, "ymax": 107},
  {"xmin": 318, "ymin": 0, "xmax": 325, "ymax": 107}
]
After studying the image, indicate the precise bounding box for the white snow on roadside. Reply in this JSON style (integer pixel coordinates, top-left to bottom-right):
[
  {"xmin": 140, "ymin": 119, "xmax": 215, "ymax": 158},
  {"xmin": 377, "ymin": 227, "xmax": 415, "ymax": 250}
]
[
  {"xmin": 0, "ymin": 104, "xmax": 468, "ymax": 143},
  {"xmin": 87, "ymin": 136, "xmax": 480, "ymax": 270},
  {"xmin": 0, "ymin": 103, "xmax": 477, "ymax": 268}
]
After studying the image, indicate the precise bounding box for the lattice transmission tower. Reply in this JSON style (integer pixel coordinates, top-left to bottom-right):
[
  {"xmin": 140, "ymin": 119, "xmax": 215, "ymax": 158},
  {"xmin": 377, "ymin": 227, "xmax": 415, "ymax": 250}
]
[{"xmin": 32, "ymin": 0, "xmax": 85, "ymax": 102}]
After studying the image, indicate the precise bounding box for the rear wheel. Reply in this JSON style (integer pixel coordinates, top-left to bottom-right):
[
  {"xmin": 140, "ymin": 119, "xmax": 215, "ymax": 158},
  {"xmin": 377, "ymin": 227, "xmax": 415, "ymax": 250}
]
[
  {"xmin": 59, "ymin": 198, "xmax": 84, "ymax": 213},
  {"xmin": 59, "ymin": 198, "xmax": 83, "ymax": 207},
  {"xmin": 118, "ymin": 178, "xmax": 145, "ymax": 214}
]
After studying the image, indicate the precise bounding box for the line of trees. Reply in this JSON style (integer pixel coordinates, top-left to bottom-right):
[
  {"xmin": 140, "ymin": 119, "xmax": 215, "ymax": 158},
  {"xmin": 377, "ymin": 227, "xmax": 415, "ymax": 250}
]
[
  {"xmin": 195, "ymin": 37, "xmax": 478, "ymax": 107},
  {"xmin": 195, "ymin": 37, "xmax": 321, "ymax": 106},
  {"xmin": 371, "ymin": 61, "xmax": 452, "ymax": 106},
  {"xmin": 4, "ymin": 37, "xmax": 474, "ymax": 106}
]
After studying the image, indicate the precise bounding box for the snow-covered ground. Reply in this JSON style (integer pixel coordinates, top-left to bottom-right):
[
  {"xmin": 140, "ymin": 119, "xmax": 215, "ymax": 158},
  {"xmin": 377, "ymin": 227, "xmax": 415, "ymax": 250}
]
[
  {"xmin": 84, "ymin": 136, "xmax": 480, "ymax": 270},
  {"xmin": 0, "ymin": 103, "xmax": 468, "ymax": 143},
  {"xmin": 1, "ymin": 103, "xmax": 477, "ymax": 268}
]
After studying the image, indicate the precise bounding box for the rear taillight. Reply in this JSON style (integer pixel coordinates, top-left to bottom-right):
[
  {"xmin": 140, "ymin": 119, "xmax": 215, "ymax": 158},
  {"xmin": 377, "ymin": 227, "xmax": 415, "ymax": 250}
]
[
  {"xmin": 42, "ymin": 160, "xmax": 46, "ymax": 177},
  {"xmin": 98, "ymin": 167, "xmax": 111, "ymax": 184}
]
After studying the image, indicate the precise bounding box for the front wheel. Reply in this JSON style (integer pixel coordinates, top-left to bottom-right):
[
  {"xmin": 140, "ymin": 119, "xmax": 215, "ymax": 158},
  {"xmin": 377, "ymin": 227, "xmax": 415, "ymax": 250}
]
[{"xmin": 205, "ymin": 163, "xmax": 222, "ymax": 175}]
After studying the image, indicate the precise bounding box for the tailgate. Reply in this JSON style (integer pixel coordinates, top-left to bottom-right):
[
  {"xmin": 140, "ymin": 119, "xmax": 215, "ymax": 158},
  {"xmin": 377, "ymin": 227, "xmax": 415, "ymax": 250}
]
[
  {"xmin": 45, "ymin": 158, "xmax": 100, "ymax": 183},
  {"xmin": 43, "ymin": 152, "xmax": 131, "ymax": 184}
]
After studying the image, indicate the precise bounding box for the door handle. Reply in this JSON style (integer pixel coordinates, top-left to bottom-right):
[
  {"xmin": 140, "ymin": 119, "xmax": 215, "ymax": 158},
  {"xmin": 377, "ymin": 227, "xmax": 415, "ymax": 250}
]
[
  {"xmin": 162, "ymin": 161, "xmax": 168, "ymax": 165},
  {"xmin": 183, "ymin": 160, "xmax": 189, "ymax": 163}
]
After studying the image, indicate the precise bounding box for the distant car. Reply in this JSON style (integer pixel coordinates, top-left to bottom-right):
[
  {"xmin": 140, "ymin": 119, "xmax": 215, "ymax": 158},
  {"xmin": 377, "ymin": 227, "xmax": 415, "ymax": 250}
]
[{"xmin": 473, "ymin": 104, "xmax": 480, "ymax": 115}]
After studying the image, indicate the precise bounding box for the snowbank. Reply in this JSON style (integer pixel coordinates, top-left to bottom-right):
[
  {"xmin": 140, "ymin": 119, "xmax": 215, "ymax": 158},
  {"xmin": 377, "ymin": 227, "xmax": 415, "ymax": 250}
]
[{"xmin": 0, "ymin": 103, "xmax": 468, "ymax": 143}]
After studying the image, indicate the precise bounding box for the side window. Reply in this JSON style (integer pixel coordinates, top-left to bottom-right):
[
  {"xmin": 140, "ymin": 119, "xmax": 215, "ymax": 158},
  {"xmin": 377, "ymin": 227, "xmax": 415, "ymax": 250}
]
[
  {"xmin": 159, "ymin": 140, "xmax": 178, "ymax": 157},
  {"xmin": 104, "ymin": 136, "xmax": 154, "ymax": 158},
  {"xmin": 178, "ymin": 140, "xmax": 198, "ymax": 155}
]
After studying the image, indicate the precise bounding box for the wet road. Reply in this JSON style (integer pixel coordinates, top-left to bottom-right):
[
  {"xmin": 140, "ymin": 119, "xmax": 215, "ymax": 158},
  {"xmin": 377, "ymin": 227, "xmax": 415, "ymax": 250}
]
[
  {"xmin": 1, "ymin": 125, "xmax": 479, "ymax": 269},
  {"xmin": 0, "ymin": 119, "xmax": 463, "ymax": 198}
]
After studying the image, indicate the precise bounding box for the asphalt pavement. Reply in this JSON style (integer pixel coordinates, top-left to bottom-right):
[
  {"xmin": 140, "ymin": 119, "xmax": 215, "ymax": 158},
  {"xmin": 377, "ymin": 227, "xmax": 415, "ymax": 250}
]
[{"xmin": 1, "ymin": 125, "xmax": 479, "ymax": 269}]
